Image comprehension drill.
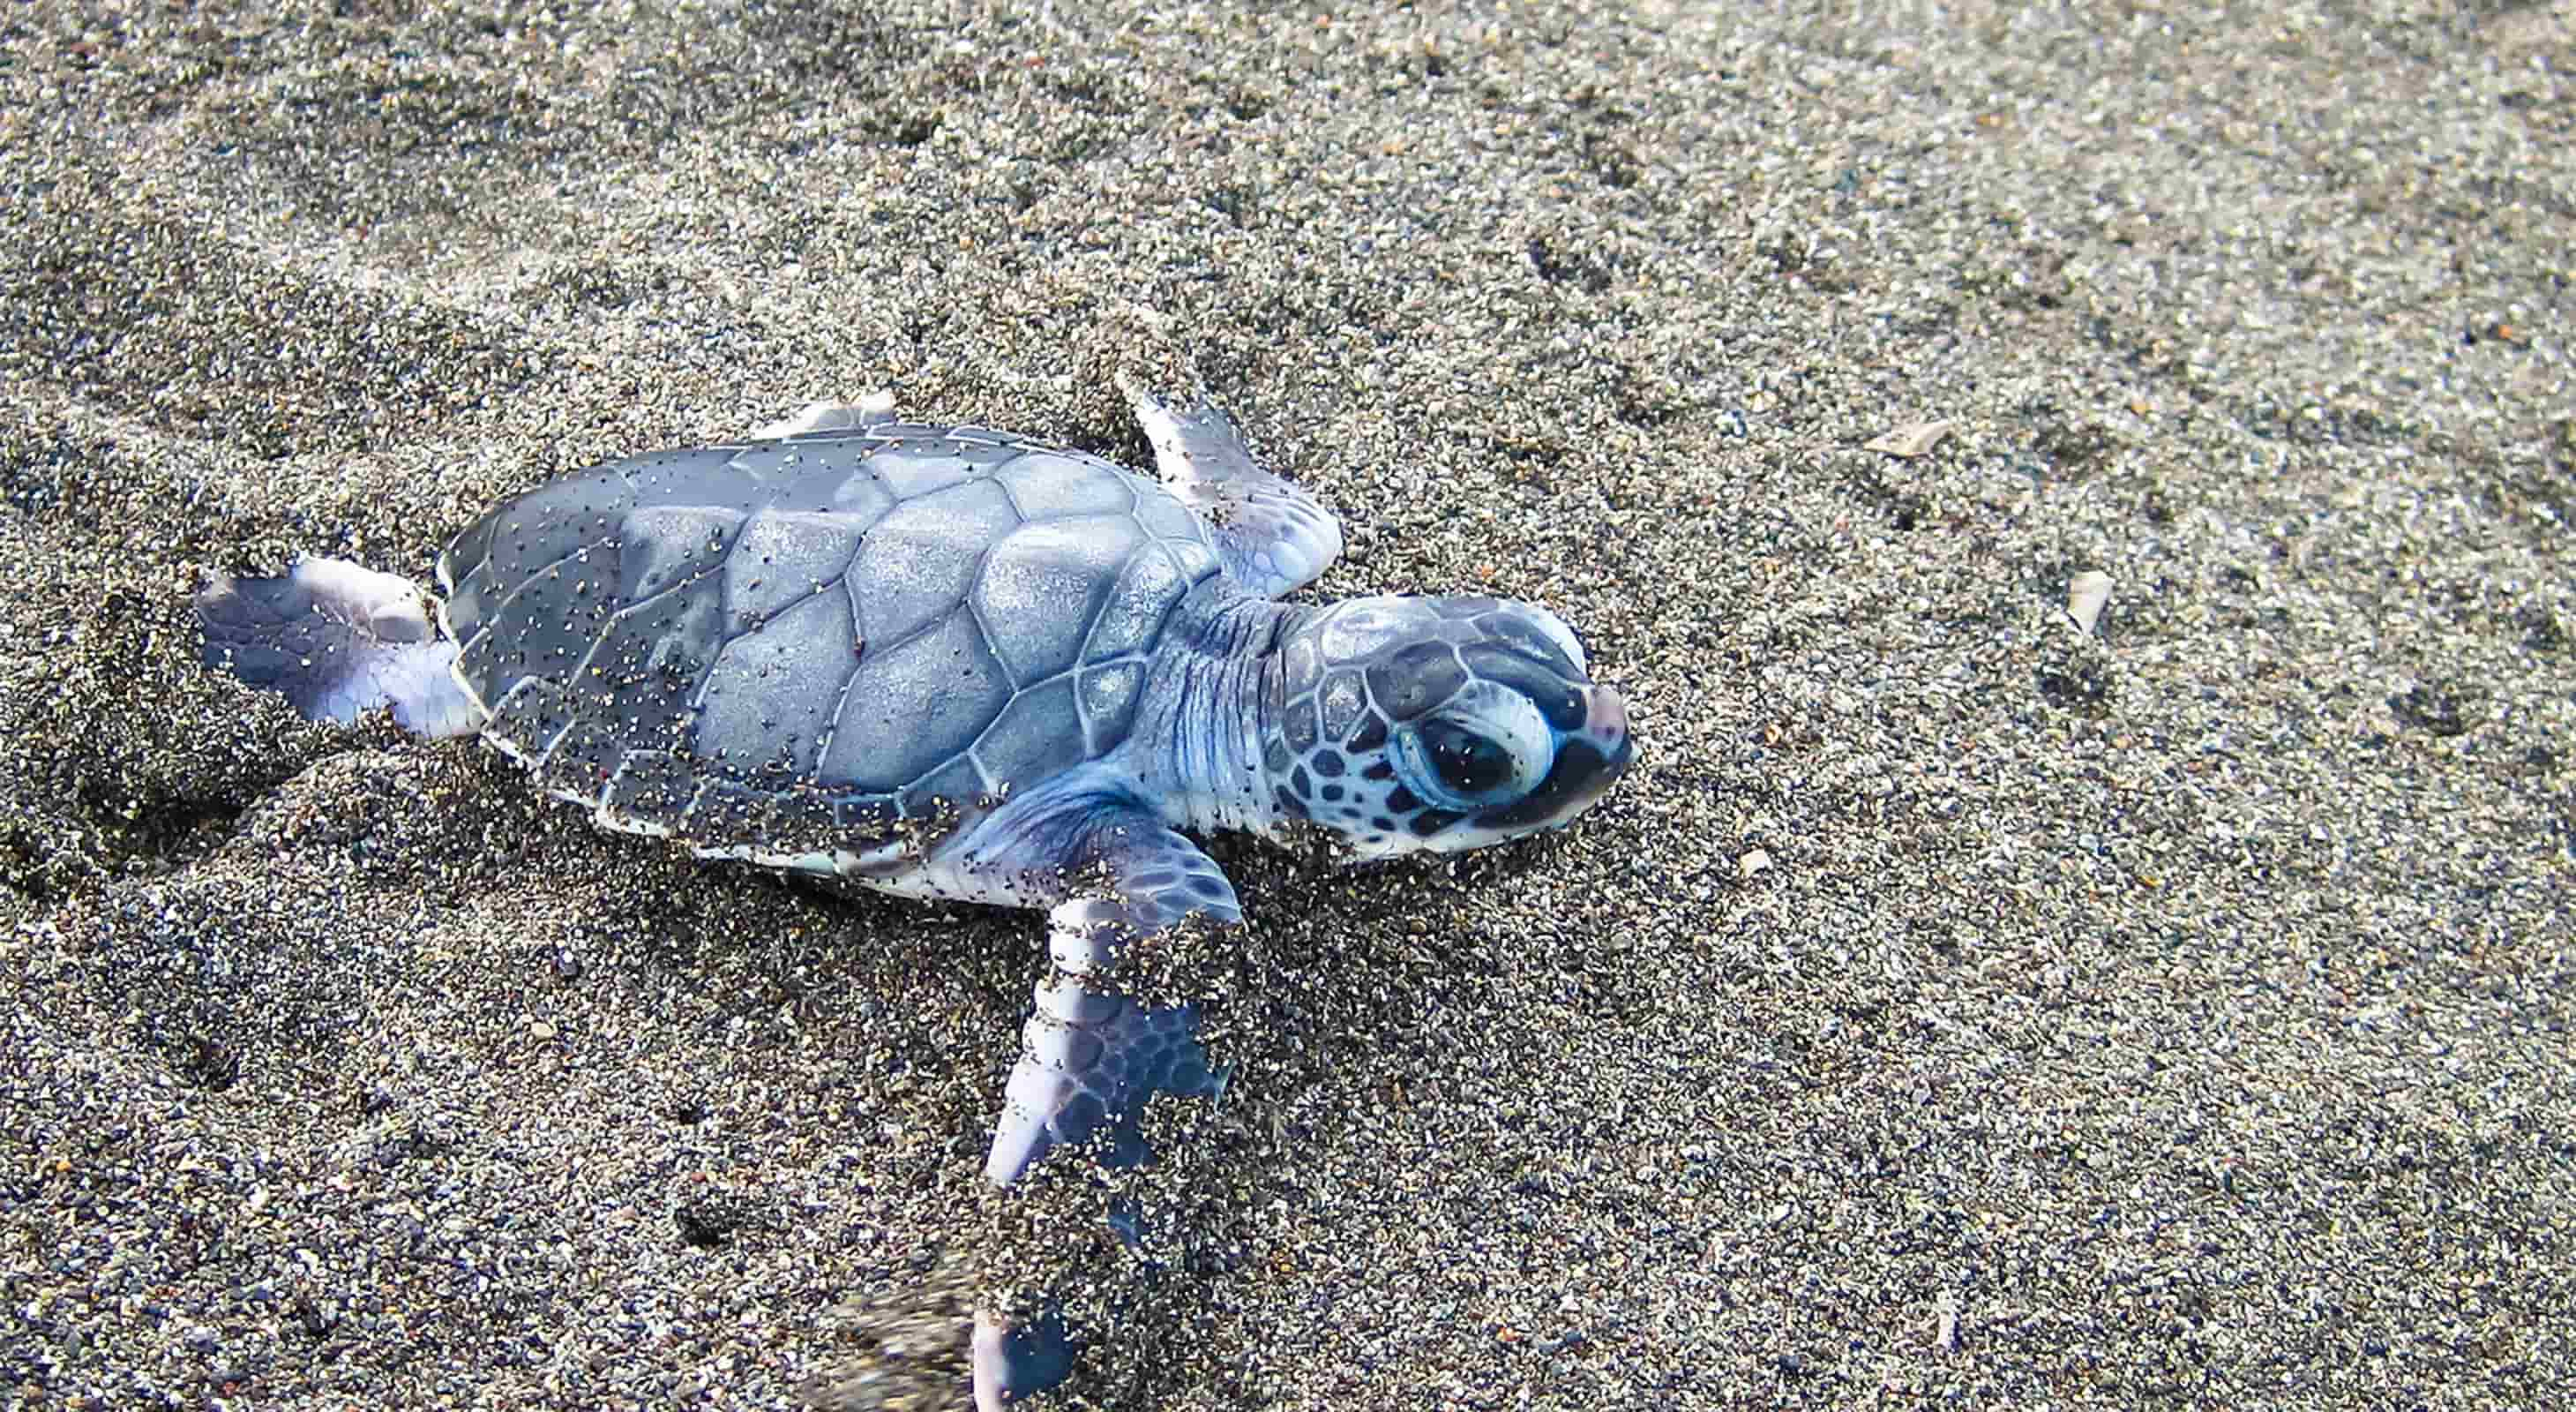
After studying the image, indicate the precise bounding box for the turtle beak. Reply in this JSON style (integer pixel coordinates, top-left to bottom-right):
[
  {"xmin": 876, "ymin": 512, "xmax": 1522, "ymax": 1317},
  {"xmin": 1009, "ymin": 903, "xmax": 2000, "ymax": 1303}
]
[
  {"xmin": 1561, "ymin": 685, "xmax": 1635, "ymax": 815},
  {"xmin": 1587, "ymin": 685, "xmax": 1629, "ymax": 755}
]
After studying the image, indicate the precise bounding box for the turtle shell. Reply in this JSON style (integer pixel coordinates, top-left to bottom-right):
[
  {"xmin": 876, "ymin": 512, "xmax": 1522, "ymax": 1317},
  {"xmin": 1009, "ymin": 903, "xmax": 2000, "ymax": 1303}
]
[{"xmin": 435, "ymin": 424, "xmax": 1224, "ymax": 854}]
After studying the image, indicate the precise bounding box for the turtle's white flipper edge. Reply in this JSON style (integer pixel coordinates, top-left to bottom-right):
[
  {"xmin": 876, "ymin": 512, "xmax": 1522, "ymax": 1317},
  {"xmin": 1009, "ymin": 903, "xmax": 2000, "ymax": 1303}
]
[{"xmin": 970, "ymin": 1314, "xmax": 1011, "ymax": 1412}]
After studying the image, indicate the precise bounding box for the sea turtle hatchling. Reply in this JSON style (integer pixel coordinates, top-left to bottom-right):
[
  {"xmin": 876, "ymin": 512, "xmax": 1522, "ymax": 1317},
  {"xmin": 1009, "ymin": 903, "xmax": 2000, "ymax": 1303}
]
[{"xmin": 196, "ymin": 376, "xmax": 1634, "ymax": 1404}]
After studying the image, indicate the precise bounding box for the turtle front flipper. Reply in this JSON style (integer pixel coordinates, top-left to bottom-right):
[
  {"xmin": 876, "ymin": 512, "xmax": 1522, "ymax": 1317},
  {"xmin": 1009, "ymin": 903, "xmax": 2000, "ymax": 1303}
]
[
  {"xmin": 746, "ymin": 390, "xmax": 898, "ymax": 440},
  {"xmin": 1117, "ymin": 373, "xmax": 1344, "ymax": 597},
  {"xmin": 986, "ymin": 814, "xmax": 1238, "ymax": 1185},
  {"xmin": 197, "ymin": 557, "xmax": 481, "ymax": 738}
]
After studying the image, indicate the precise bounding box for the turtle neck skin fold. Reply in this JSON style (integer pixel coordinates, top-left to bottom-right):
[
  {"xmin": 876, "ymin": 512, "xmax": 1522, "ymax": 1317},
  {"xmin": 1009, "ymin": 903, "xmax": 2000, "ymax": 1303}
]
[{"xmin": 1123, "ymin": 579, "xmax": 1313, "ymax": 840}]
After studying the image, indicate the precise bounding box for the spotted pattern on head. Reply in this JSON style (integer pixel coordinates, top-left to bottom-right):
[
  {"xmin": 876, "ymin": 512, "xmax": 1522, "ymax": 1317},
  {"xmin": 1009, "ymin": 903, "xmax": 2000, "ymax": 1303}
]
[{"xmin": 1262, "ymin": 595, "xmax": 1629, "ymax": 860}]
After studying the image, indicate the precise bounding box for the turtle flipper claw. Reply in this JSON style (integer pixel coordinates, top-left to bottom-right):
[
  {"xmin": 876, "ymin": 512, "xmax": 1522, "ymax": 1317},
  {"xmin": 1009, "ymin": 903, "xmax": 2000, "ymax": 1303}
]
[{"xmin": 196, "ymin": 557, "xmax": 479, "ymax": 738}]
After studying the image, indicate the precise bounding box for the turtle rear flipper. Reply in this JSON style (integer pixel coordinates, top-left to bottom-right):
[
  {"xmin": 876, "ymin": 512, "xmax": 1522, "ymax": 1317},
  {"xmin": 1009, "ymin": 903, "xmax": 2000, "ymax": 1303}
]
[{"xmin": 197, "ymin": 557, "xmax": 480, "ymax": 738}]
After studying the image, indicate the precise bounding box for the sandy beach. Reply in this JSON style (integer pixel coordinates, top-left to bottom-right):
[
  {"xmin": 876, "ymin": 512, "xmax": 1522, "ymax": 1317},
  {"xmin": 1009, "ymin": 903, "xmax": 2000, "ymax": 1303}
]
[{"xmin": 5, "ymin": 2, "xmax": 2572, "ymax": 1408}]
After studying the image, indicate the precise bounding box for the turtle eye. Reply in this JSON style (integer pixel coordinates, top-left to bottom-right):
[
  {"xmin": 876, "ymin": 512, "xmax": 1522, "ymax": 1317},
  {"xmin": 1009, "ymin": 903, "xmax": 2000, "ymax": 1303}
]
[
  {"xmin": 1389, "ymin": 688, "xmax": 1549, "ymax": 811},
  {"xmin": 1420, "ymin": 719, "xmax": 1514, "ymax": 799}
]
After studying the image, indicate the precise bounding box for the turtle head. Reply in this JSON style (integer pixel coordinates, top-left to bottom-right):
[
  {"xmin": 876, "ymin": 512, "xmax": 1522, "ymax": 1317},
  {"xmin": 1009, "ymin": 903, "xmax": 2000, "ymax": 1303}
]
[{"xmin": 1262, "ymin": 595, "xmax": 1631, "ymax": 862}]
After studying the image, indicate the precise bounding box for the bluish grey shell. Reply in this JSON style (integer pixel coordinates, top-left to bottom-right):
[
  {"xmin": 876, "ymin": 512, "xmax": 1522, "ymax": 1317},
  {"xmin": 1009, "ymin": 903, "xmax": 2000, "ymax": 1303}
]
[{"xmin": 435, "ymin": 424, "xmax": 1224, "ymax": 852}]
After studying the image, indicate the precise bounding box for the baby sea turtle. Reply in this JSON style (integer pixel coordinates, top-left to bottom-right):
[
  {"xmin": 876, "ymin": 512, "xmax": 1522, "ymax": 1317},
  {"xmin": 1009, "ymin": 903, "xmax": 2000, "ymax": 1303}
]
[{"xmin": 197, "ymin": 377, "xmax": 1633, "ymax": 1405}]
